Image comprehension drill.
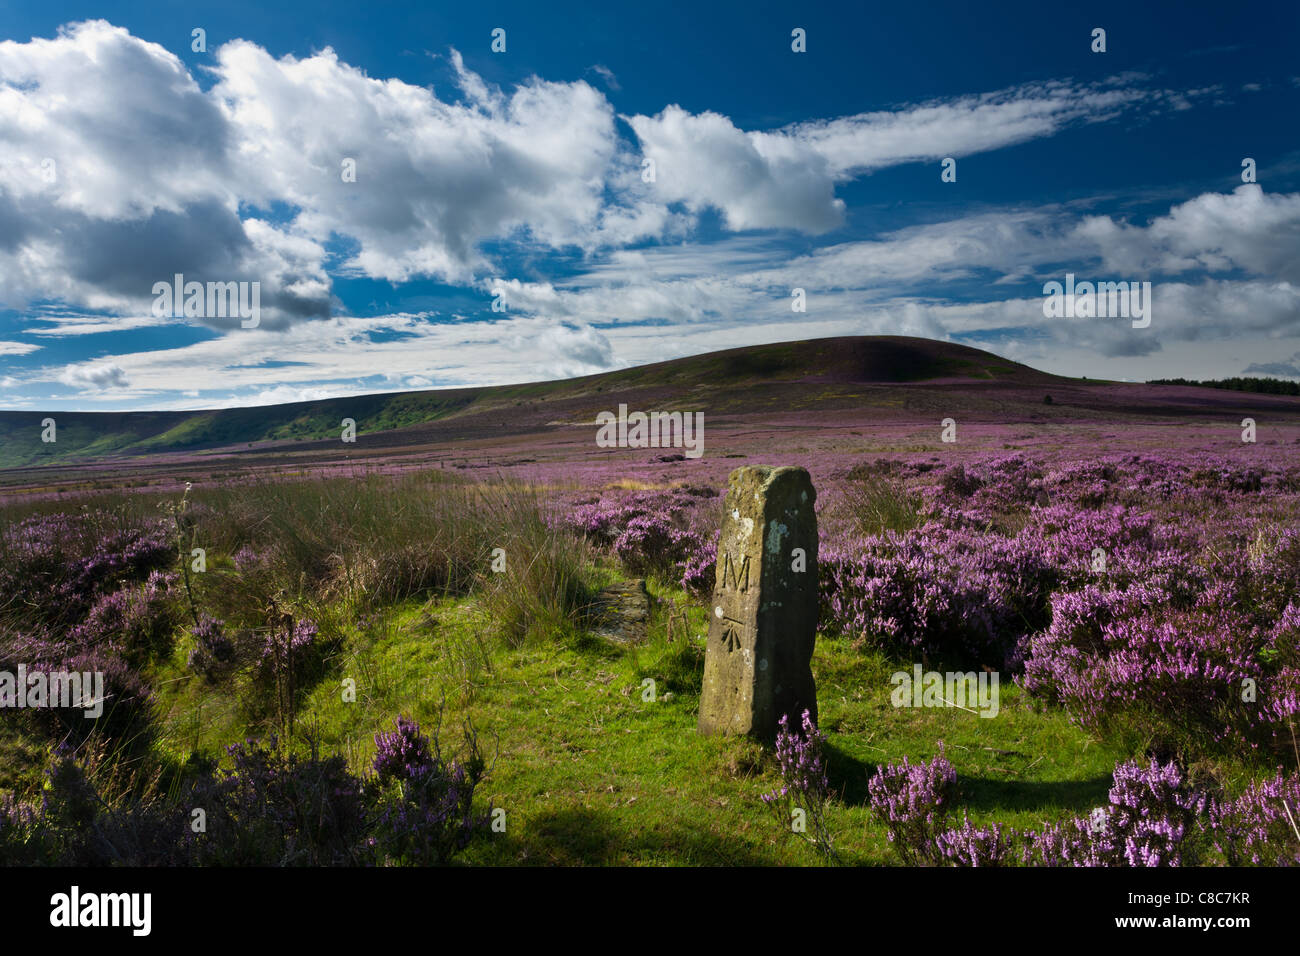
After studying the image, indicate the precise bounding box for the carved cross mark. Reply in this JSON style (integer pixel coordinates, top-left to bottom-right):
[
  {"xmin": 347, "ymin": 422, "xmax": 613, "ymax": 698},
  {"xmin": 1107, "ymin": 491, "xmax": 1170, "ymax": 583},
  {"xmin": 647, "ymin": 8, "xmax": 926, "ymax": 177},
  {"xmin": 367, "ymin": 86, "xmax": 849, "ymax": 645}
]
[{"xmin": 719, "ymin": 614, "xmax": 746, "ymax": 653}]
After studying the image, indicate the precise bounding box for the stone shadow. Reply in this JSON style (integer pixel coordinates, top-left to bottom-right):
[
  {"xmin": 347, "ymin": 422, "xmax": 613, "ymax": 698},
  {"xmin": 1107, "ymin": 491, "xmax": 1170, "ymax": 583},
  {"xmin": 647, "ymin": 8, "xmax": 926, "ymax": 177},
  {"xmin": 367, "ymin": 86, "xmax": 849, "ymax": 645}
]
[
  {"xmin": 959, "ymin": 773, "xmax": 1114, "ymax": 816},
  {"xmin": 483, "ymin": 806, "xmax": 776, "ymax": 866},
  {"xmin": 824, "ymin": 740, "xmax": 1112, "ymax": 816}
]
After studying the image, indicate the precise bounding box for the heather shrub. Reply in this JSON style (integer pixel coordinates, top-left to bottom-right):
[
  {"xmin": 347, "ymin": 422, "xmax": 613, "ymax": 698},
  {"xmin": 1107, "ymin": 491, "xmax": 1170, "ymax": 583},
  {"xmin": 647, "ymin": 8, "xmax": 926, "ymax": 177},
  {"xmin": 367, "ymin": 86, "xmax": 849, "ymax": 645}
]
[
  {"xmin": 844, "ymin": 457, "xmax": 905, "ymax": 481},
  {"xmin": 373, "ymin": 716, "xmax": 436, "ymax": 783},
  {"xmin": 612, "ymin": 514, "xmax": 703, "ymax": 578},
  {"xmin": 369, "ymin": 712, "xmax": 493, "ymax": 866},
  {"xmin": 977, "ymin": 454, "xmax": 1047, "ymax": 511},
  {"xmin": 1025, "ymin": 815, "xmax": 1111, "ymax": 867},
  {"xmin": 0, "ymin": 746, "xmax": 98, "ymax": 865},
  {"xmin": 186, "ymin": 736, "xmax": 369, "ymax": 866},
  {"xmin": 0, "ymin": 510, "xmax": 177, "ymax": 753},
  {"xmin": 934, "ymin": 813, "xmax": 1020, "ymax": 866},
  {"xmin": 0, "ymin": 719, "xmax": 497, "ymax": 867},
  {"xmin": 919, "ymin": 757, "xmax": 1219, "ymax": 868},
  {"xmin": 938, "ymin": 463, "xmax": 983, "ymax": 500},
  {"xmin": 679, "ymin": 534, "xmax": 717, "ymax": 597},
  {"xmin": 567, "ymin": 489, "xmax": 692, "ymax": 545},
  {"xmin": 760, "ymin": 710, "xmax": 836, "ymax": 860},
  {"xmin": 821, "ymin": 524, "xmax": 1055, "ymax": 668},
  {"xmin": 254, "ymin": 616, "xmax": 325, "ymax": 687},
  {"xmin": 844, "ymin": 457, "xmax": 941, "ymax": 482},
  {"xmin": 1103, "ymin": 758, "xmax": 1209, "ymax": 866},
  {"xmin": 1022, "ymin": 587, "xmax": 1297, "ymax": 757},
  {"xmin": 187, "ymin": 614, "xmax": 236, "ymax": 682},
  {"xmin": 1044, "ymin": 460, "xmax": 1123, "ymax": 507},
  {"xmin": 0, "ymin": 510, "xmax": 173, "ymax": 631},
  {"xmin": 867, "ymin": 748, "xmax": 958, "ymax": 865},
  {"xmin": 232, "ymin": 544, "xmax": 267, "ymax": 573},
  {"xmin": 1027, "ymin": 504, "xmax": 1167, "ymax": 589},
  {"xmin": 0, "ymin": 743, "xmax": 186, "ymax": 866},
  {"xmin": 1242, "ymin": 526, "xmax": 1300, "ymax": 617},
  {"xmin": 1026, "ymin": 759, "xmax": 1208, "ymax": 867},
  {"xmin": 1208, "ymin": 769, "xmax": 1300, "ymax": 865},
  {"xmin": 1189, "ymin": 463, "xmax": 1264, "ymax": 494},
  {"xmin": 0, "ymin": 637, "xmax": 155, "ymax": 750},
  {"xmin": 67, "ymin": 569, "xmax": 182, "ymax": 667},
  {"xmin": 46, "ymin": 649, "xmax": 155, "ymax": 748},
  {"xmin": 561, "ymin": 486, "xmax": 720, "ymax": 592},
  {"xmin": 920, "ymin": 454, "xmax": 1047, "ymax": 519},
  {"xmin": 244, "ymin": 610, "xmax": 339, "ymax": 729},
  {"xmin": 1276, "ymin": 466, "xmax": 1300, "ymax": 494},
  {"xmin": 0, "ymin": 790, "xmax": 49, "ymax": 865}
]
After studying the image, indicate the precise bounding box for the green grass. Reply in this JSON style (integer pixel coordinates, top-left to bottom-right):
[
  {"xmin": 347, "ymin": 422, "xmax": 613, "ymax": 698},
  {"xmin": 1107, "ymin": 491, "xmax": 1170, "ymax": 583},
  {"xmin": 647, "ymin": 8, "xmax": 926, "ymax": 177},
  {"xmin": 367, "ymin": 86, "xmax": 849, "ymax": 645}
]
[
  {"xmin": 840, "ymin": 473, "xmax": 924, "ymax": 536},
  {"xmin": 147, "ymin": 568, "xmax": 1127, "ymax": 866}
]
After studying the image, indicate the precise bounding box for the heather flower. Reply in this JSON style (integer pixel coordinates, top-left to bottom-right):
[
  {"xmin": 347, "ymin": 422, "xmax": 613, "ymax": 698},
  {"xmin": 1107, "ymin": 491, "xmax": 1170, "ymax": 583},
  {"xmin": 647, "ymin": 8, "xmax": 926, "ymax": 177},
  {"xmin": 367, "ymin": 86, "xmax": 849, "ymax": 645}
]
[
  {"xmin": 233, "ymin": 545, "xmax": 267, "ymax": 572},
  {"xmin": 867, "ymin": 747, "xmax": 958, "ymax": 865},
  {"xmin": 678, "ymin": 541, "xmax": 716, "ymax": 597},
  {"xmin": 1021, "ymin": 584, "xmax": 1292, "ymax": 751},
  {"xmin": 0, "ymin": 511, "xmax": 172, "ymax": 629},
  {"xmin": 197, "ymin": 736, "xmax": 369, "ymax": 865},
  {"xmin": 1207, "ymin": 768, "xmax": 1300, "ymax": 866},
  {"xmin": 1107, "ymin": 758, "xmax": 1207, "ymax": 866},
  {"xmin": 820, "ymin": 522, "xmax": 1055, "ymax": 668},
  {"xmin": 188, "ymin": 614, "xmax": 235, "ymax": 680},
  {"xmin": 612, "ymin": 514, "xmax": 694, "ymax": 576},
  {"xmin": 373, "ymin": 717, "xmax": 434, "ymax": 783},
  {"xmin": 257, "ymin": 617, "xmax": 319, "ymax": 669},
  {"xmin": 559, "ymin": 487, "xmax": 718, "ymax": 583},
  {"xmin": 760, "ymin": 710, "xmax": 836, "ymax": 860},
  {"xmin": 1026, "ymin": 758, "xmax": 1206, "ymax": 867},
  {"xmin": 66, "ymin": 570, "xmax": 179, "ymax": 665},
  {"xmin": 369, "ymin": 712, "xmax": 493, "ymax": 866},
  {"xmin": 935, "ymin": 813, "xmax": 1019, "ymax": 866},
  {"xmin": 15, "ymin": 649, "xmax": 154, "ymax": 747}
]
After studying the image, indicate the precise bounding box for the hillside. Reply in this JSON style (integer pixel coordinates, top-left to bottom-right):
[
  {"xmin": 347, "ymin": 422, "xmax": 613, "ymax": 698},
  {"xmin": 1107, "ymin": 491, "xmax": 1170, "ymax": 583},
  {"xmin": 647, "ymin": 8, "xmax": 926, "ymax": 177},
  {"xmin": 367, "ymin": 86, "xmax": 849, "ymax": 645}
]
[
  {"xmin": 2, "ymin": 334, "xmax": 1298, "ymax": 472},
  {"xmin": 0, "ymin": 337, "xmax": 1055, "ymax": 467}
]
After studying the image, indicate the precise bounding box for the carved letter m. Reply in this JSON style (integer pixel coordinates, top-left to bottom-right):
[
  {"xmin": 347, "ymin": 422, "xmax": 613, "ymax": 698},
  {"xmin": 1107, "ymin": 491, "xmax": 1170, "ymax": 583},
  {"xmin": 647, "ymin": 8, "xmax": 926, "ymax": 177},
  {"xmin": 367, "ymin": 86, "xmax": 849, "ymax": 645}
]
[{"xmin": 722, "ymin": 552, "xmax": 750, "ymax": 592}]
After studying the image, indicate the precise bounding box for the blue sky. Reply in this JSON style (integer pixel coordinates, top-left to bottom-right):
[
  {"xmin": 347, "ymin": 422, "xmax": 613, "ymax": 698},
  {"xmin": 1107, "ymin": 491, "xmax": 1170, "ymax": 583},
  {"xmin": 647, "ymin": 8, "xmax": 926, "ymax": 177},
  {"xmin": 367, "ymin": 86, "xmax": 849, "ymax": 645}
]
[{"xmin": 0, "ymin": 0, "xmax": 1298, "ymax": 410}]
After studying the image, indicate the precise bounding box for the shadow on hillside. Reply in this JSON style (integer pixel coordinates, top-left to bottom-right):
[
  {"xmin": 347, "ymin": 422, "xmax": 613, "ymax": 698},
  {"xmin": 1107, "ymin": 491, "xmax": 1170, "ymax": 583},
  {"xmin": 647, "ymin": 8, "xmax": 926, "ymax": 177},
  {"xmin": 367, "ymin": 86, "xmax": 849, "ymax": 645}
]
[
  {"xmin": 486, "ymin": 806, "xmax": 773, "ymax": 866},
  {"xmin": 824, "ymin": 741, "xmax": 876, "ymax": 806},
  {"xmin": 823, "ymin": 740, "xmax": 1113, "ymax": 816}
]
